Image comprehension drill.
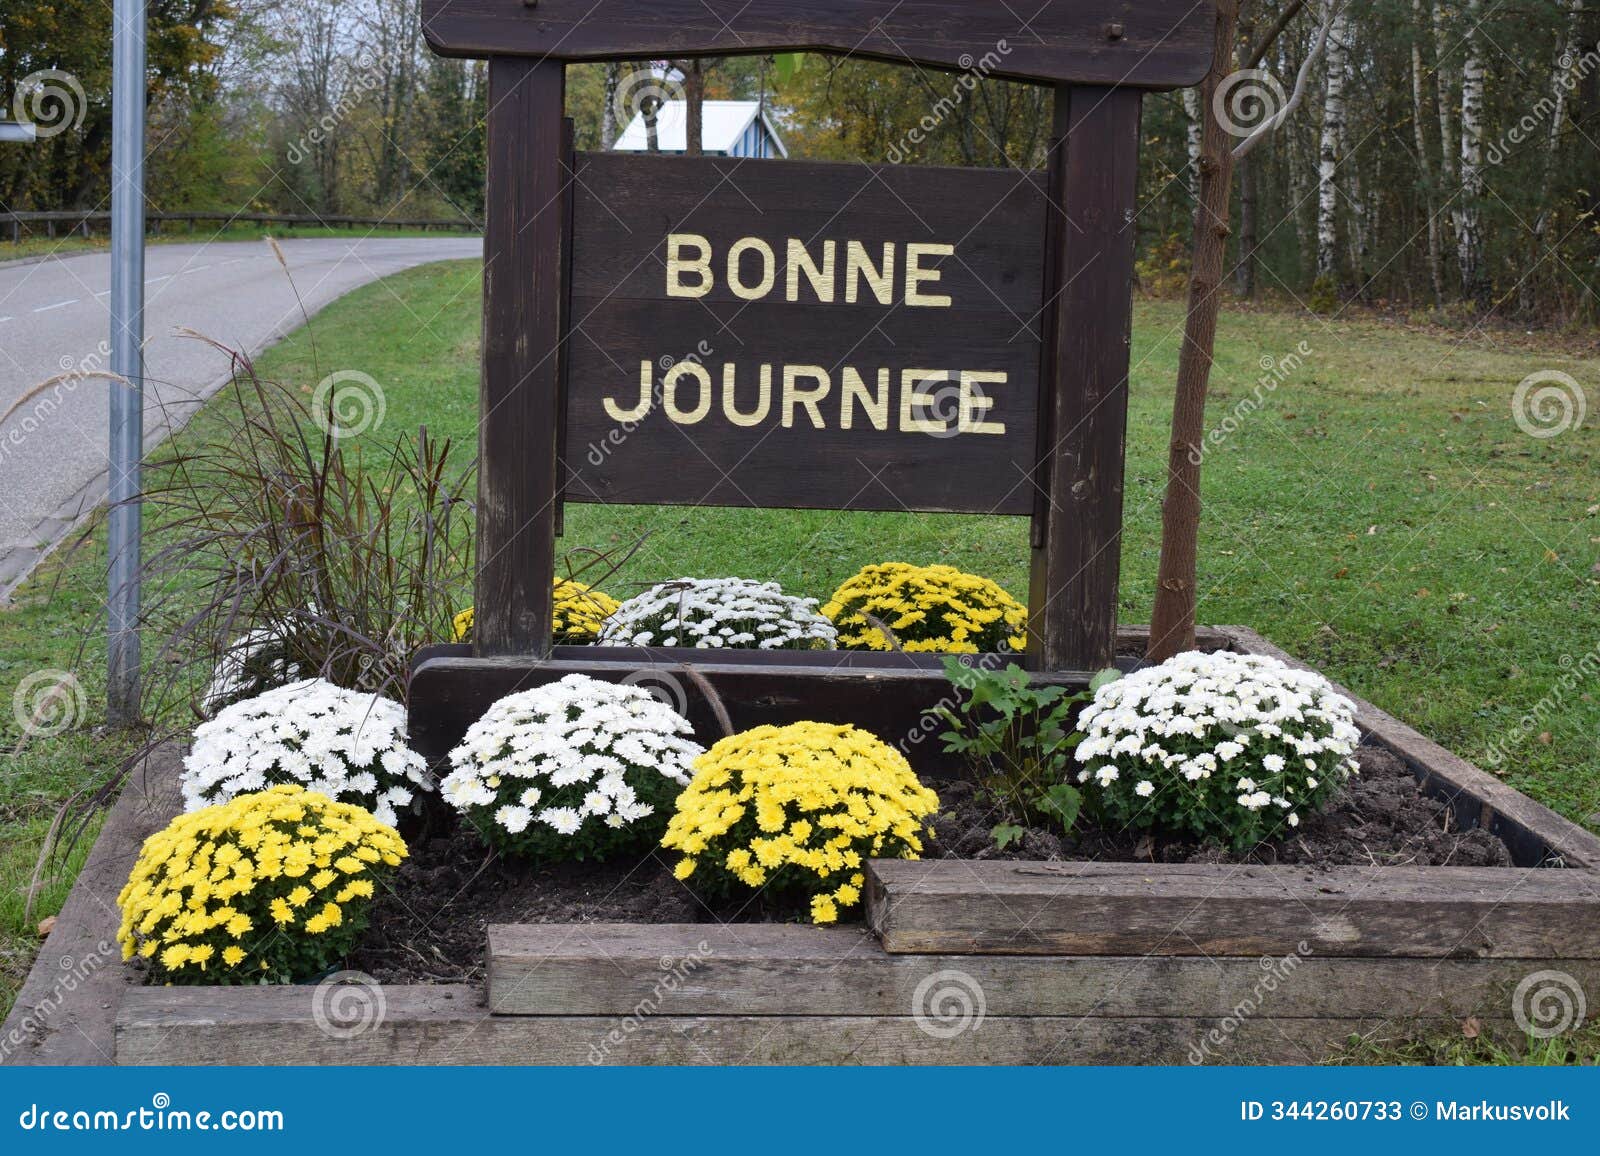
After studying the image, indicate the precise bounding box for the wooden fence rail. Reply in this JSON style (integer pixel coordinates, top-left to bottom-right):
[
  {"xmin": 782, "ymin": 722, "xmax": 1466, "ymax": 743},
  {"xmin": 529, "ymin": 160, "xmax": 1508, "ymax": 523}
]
[{"xmin": 2, "ymin": 209, "xmax": 483, "ymax": 242}]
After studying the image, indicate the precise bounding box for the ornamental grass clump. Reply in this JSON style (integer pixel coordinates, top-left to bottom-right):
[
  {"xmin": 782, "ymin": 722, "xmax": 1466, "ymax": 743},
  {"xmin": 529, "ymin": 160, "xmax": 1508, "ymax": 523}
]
[
  {"xmin": 662, "ymin": 722, "xmax": 940, "ymax": 924},
  {"xmin": 1074, "ymin": 651, "xmax": 1363, "ymax": 849},
  {"xmin": 441, "ymin": 674, "xmax": 704, "ymax": 861},
  {"xmin": 116, "ymin": 785, "xmax": 406, "ymax": 983},
  {"xmin": 181, "ymin": 679, "xmax": 434, "ymax": 826},
  {"xmin": 452, "ymin": 578, "xmax": 621, "ymax": 645},
  {"xmin": 597, "ymin": 578, "xmax": 836, "ymax": 650},
  {"xmin": 823, "ymin": 562, "xmax": 1027, "ymax": 653}
]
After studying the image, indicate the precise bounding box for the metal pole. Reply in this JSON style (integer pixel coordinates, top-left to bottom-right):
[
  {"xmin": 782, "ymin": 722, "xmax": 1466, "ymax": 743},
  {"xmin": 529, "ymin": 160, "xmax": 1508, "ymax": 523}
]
[{"xmin": 107, "ymin": 0, "xmax": 146, "ymax": 727}]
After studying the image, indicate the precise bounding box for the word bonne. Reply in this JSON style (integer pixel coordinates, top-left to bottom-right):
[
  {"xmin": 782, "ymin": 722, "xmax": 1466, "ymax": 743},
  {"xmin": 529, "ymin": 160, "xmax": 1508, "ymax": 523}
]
[{"xmin": 600, "ymin": 233, "xmax": 1009, "ymax": 435}]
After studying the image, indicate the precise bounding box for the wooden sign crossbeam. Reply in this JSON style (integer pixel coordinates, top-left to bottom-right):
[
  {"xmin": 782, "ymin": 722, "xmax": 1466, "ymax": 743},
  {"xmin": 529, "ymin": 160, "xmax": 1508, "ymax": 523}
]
[
  {"xmin": 421, "ymin": 0, "xmax": 1213, "ymax": 89},
  {"xmin": 409, "ymin": 1, "xmax": 1215, "ymax": 756}
]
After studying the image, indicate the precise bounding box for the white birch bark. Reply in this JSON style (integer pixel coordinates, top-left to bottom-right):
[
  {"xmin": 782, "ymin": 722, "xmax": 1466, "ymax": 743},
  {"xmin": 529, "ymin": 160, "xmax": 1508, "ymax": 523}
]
[
  {"xmin": 1316, "ymin": 7, "xmax": 1350, "ymax": 283},
  {"xmin": 1455, "ymin": 0, "xmax": 1485, "ymax": 298},
  {"xmin": 1182, "ymin": 85, "xmax": 1203, "ymax": 199},
  {"xmin": 1412, "ymin": 0, "xmax": 1446, "ymax": 303}
]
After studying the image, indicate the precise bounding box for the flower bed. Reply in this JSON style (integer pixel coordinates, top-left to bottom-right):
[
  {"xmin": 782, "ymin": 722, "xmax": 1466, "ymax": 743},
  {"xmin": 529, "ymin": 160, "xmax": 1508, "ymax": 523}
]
[{"xmin": 9, "ymin": 626, "xmax": 1600, "ymax": 1067}]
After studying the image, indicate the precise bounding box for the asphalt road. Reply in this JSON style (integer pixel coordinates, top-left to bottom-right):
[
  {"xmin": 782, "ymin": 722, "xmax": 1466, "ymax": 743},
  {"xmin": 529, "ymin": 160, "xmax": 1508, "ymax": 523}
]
[{"xmin": 0, "ymin": 235, "xmax": 481, "ymax": 594}]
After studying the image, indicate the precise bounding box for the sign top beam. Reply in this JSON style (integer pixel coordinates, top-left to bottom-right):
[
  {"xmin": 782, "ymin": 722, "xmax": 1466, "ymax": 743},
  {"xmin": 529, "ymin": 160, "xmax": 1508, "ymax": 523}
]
[{"xmin": 420, "ymin": 0, "xmax": 1214, "ymax": 89}]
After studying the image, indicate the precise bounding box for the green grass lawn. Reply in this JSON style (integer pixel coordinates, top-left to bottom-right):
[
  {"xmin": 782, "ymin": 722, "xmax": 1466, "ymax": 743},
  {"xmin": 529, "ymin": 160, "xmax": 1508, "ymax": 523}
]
[{"xmin": 3, "ymin": 258, "xmax": 1598, "ymax": 1055}]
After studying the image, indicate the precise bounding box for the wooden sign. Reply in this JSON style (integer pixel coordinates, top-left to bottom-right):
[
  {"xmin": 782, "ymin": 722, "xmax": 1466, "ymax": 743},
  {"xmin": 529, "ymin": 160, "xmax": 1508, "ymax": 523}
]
[
  {"xmin": 412, "ymin": 0, "xmax": 1214, "ymax": 701},
  {"xmin": 563, "ymin": 153, "xmax": 1048, "ymax": 515}
]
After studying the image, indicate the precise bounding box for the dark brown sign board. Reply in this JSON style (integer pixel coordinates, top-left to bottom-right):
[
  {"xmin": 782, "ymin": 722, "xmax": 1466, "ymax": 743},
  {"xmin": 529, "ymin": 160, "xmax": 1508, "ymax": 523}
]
[
  {"xmin": 408, "ymin": 0, "xmax": 1216, "ymax": 754},
  {"xmin": 565, "ymin": 153, "xmax": 1048, "ymax": 515}
]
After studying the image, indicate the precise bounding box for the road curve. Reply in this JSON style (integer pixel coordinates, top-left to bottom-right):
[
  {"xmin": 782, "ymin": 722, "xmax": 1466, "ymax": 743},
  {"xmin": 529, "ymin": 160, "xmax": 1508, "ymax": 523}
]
[{"xmin": 0, "ymin": 235, "xmax": 481, "ymax": 595}]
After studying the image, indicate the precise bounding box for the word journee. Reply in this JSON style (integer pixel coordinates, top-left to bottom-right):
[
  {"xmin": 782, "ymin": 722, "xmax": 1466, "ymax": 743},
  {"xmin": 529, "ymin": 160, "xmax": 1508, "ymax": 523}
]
[{"xmin": 563, "ymin": 154, "xmax": 1047, "ymax": 514}]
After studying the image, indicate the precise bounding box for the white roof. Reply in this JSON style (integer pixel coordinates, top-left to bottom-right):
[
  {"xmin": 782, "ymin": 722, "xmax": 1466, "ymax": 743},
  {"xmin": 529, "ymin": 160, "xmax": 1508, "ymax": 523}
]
[{"xmin": 613, "ymin": 100, "xmax": 787, "ymax": 157}]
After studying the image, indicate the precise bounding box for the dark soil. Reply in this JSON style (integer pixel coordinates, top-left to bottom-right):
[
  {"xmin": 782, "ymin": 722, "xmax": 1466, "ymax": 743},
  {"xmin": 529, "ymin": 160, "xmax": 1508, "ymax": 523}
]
[{"xmin": 348, "ymin": 741, "xmax": 1516, "ymax": 984}]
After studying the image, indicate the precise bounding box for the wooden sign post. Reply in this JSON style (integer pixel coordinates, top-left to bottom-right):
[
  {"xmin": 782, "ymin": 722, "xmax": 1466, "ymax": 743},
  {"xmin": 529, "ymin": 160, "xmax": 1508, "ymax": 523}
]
[{"xmin": 410, "ymin": 0, "xmax": 1213, "ymax": 761}]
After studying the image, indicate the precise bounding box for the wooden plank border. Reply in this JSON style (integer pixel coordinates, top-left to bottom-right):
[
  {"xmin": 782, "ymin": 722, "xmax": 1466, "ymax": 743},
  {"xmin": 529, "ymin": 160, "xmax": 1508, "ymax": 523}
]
[
  {"xmin": 1222, "ymin": 625, "xmax": 1600, "ymax": 869},
  {"xmin": 113, "ymin": 984, "xmax": 1479, "ymax": 1066},
  {"xmin": 487, "ymin": 922, "xmax": 1600, "ymax": 1021},
  {"xmin": 865, "ymin": 859, "xmax": 1600, "ymax": 958}
]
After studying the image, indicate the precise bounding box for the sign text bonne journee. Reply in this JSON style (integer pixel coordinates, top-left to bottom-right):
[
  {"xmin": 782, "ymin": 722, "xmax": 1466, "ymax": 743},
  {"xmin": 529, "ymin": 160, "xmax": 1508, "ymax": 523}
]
[{"xmin": 562, "ymin": 152, "xmax": 1048, "ymax": 515}]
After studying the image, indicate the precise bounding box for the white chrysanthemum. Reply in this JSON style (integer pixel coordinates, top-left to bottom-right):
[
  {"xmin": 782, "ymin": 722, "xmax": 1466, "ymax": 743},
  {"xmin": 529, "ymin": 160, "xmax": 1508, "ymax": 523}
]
[
  {"xmin": 597, "ymin": 578, "xmax": 837, "ymax": 650},
  {"xmin": 439, "ymin": 674, "xmax": 704, "ymax": 860},
  {"xmin": 199, "ymin": 628, "xmax": 300, "ymax": 715},
  {"xmin": 182, "ymin": 679, "xmax": 432, "ymax": 825},
  {"xmin": 1072, "ymin": 651, "xmax": 1360, "ymax": 847}
]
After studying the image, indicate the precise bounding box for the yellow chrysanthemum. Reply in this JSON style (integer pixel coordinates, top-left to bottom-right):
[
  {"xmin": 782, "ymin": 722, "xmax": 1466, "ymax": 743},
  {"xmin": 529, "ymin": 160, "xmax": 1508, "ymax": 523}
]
[
  {"xmin": 822, "ymin": 563, "xmax": 1027, "ymax": 653},
  {"xmin": 116, "ymin": 785, "xmax": 406, "ymax": 985},
  {"xmin": 452, "ymin": 578, "xmax": 620, "ymax": 645},
  {"xmin": 662, "ymin": 722, "xmax": 938, "ymax": 925}
]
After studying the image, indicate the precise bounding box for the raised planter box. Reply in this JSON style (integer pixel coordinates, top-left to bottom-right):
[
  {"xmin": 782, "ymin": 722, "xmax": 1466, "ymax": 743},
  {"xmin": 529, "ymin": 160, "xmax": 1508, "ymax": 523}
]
[{"xmin": 7, "ymin": 627, "xmax": 1600, "ymax": 1067}]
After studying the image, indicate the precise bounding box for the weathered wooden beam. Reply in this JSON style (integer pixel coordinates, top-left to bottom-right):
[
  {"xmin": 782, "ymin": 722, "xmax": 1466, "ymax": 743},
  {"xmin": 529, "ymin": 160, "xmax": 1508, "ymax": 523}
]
[
  {"xmin": 487, "ymin": 922, "xmax": 1600, "ymax": 1020},
  {"xmin": 475, "ymin": 58, "xmax": 567, "ymax": 656},
  {"xmin": 407, "ymin": 649, "xmax": 1104, "ymax": 769},
  {"xmin": 114, "ymin": 984, "xmax": 1460, "ymax": 1065},
  {"xmin": 419, "ymin": 1, "xmax": 1215, "ymax": 90},
  {"xmin": 866, "ymin": 859, "xmax": 1600, "ymax": 957},
  {"xmin": 1028, "ymin": 86, "xmax": 1142, "ymax": 672}
]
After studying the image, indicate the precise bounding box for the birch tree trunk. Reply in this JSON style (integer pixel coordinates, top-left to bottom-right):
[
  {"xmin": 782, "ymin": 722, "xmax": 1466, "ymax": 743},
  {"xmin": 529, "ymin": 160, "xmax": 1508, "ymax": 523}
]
[
  {"xmin": 1315, "ymin": 7, "xmax": 1350, "ymax": 286},
  {"xmin": 1412, "ymin": 0, "xmax": 1446, "ymax": 305},
  {"xmin": 1455, "ymin": 0, "xmax": 1486, "ymax": 301},
  {"xmin": 600, "ymin": 63, "xmax": 621, "ymax": 150},
  {"xmin": 1182, "ymin": 85, "xmax": 1203, "ymax": 199},
  {"xmin": 1521, "ymin": 0, "xmax": 1584, "ymax": 317}
]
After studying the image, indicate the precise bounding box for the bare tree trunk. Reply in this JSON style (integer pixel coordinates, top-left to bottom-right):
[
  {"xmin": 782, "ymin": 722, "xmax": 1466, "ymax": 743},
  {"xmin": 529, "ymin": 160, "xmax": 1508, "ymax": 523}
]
[
  {"xmin": 600, "ymin": 62, "xmax": 621, "ymax": 150},
  {"xmin": 1148, "ymin": 0, "xmax": 1242, "ymax": 663},
  {"xmin": 1455, "ymin": 0, "xmax": 1485, "ymax": 302},
  {"xmin": 1521, "ymin": 0, "xmax": 1584, "ymax": 317},
  {"xmin": 1412, "ymin": 0, "xmax": 1446, "ymax": 305},
  {"xmin": 1234, "ymin": 12, "xmax": 1258, "ymax": 298},
  {"xmin": 683, "ymin": 60, "xmax": 705, "ymax": 156},
  {"xmin": 1315, "ymin": 7, "xmax": 1350, "ymax": 286}
]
